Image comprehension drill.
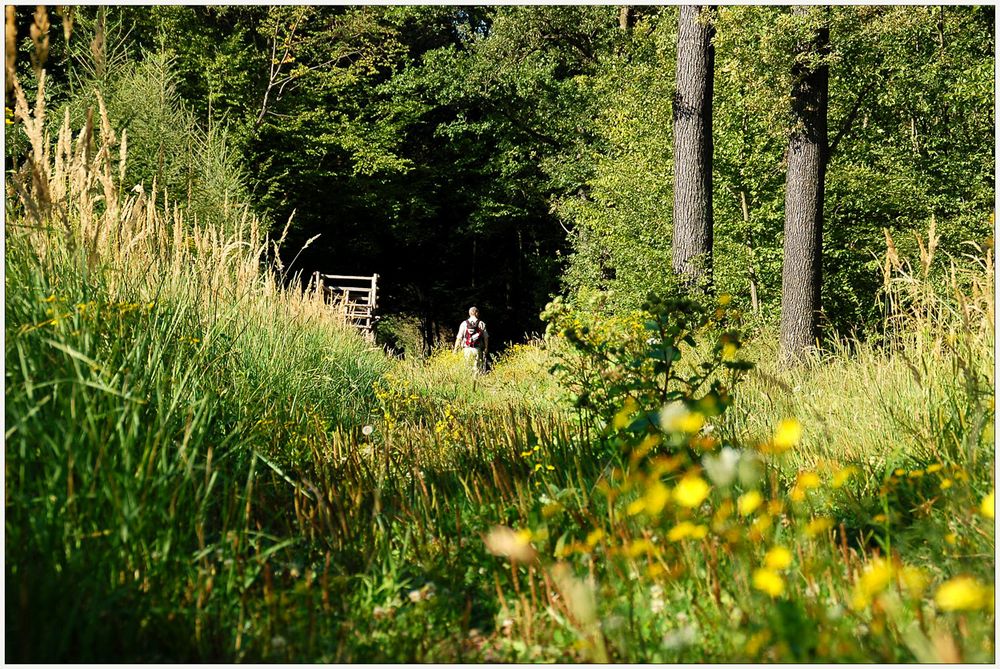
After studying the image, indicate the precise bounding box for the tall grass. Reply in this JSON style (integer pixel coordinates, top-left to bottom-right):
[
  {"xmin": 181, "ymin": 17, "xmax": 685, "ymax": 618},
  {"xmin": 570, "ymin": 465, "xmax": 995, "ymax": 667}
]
[
  {"xmin": 5, "ymin": 71, "xmax": 583, "ymax": 662},
  {"xmin": 5, "ymin": 70, "xmax": 994, "ymax": 663},
  {"xmin": 729, "ymin": 221, "xmax": 994, "ymax": 478},
  {"xmin": 5, "ymin": 75, "xmax": 389, "ymax": 660}
]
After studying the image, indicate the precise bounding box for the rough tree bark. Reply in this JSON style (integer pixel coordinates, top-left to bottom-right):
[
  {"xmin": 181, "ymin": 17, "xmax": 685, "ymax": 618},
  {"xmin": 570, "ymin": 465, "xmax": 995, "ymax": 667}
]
[
  {"xmin": 780, "ymin": 7, "xmax": 829, "ymax": 362},
  {"xmin": 671, "ymin": 5, "xmax": 715, "ymax": 292}
]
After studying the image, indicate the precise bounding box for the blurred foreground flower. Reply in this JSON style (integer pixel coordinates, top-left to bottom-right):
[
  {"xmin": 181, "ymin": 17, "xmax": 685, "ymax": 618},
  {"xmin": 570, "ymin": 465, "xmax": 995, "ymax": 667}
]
[
  {"xmin": 674, "ymin": 474, "xmax": 710, "ymax": 508},
  {"xmin": 703, "ymin": 447, "xmax": 740, "ymax": 487},
  {"xmin": 484, "ymin": 526, "xmax": 537, "ymax": 564},
  {"xmin": 764, "ymin": 546, "xmax": 793, "ymax": 570},
  {"xmin": 738, "ymin": 490, "xmax": 763, "ymax": 516},
  {"xmin": 660, "ymin": 402, "xmax": 705, "ymax": 434},
  {"xmin": 851, "ymin": 558, "xmax": 893, "ymax": 610},
  {"xmin": 831, "ymin": 465, "xmax": 858, "ymax": 488},
  {"xmin": 981, "ymin": 490, "xmax": 994, "ymax": 519},
  {"xmin": 668, "ymin": 521, "xmax": 708, "ymax": 542},
  {"xmin": 752, "ymin": 568, "xmax": 784, "ymax": 597},
  {"xmin": 770, "ymin": 418, "xmax": 802, "ymax": 454},
  {"xmin": 935, "ymin": 576, "xmax": 993, "ymax": 611}
]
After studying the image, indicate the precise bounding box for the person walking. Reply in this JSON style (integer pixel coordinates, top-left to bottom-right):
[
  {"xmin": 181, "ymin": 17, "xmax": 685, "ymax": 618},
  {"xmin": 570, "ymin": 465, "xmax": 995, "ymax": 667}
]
[{"xmin": 453, "ymin": 306, "xmax": 489, "ymax": 374}]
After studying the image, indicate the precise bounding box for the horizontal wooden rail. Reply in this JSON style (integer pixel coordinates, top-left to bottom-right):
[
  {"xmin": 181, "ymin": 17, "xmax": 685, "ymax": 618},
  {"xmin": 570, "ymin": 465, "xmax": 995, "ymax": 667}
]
[{"xmin": 318, "ymin": 274, "xmax": 374, "ymax": 282}]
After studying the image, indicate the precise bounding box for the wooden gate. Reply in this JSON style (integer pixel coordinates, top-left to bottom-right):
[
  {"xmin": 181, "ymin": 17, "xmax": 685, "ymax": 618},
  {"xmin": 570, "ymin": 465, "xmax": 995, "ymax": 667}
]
[{"xmin": 312, "ymin": 272, "xmax": 379, "ymax": 335}]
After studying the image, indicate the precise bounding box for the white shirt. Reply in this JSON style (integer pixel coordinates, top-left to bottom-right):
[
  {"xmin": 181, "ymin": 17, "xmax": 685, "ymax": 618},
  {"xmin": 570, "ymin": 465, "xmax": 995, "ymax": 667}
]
[{"xmin": 457, "ymin": 318, "xmax": 487, "ymax": 347}]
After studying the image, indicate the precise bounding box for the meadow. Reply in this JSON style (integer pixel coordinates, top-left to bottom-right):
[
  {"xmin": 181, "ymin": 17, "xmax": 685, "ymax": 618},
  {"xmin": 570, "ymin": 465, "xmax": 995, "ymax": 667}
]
[{"xmin": 5, "ymin": 79, "xmax": 995, "ymax": 663}]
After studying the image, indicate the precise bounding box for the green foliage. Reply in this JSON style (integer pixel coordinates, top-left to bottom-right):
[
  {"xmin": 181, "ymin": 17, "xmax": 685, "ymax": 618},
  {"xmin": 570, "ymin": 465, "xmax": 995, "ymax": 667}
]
[
  {"xmin": 556, "ymin": 6, "xmax": 993, "ymax": 337},
  {"xmin": 4, "ymin": 7, "xmax": 994, "ymax": 664},
  {"xmin": 542, "ymin": 291, "xmax": 752, "ymax": 445},
  {"xmin": 555, "ymin": 9, "xmax": 679, "ymax": 314},
  {"xmin": 103, "ymin": 52, "xmax": 250, "ymax": 229}
]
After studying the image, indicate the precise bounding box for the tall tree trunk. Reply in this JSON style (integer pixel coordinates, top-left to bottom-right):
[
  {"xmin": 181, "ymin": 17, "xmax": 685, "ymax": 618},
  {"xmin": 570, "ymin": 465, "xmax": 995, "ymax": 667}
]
[
  {"xmin": 780, "ymin": 7, "xmax": 829, "ymax": 362},
  {"xmin": 619, "ymin": 6, "xmax": 636, "ymax": 31},
  {"xmin": 671, "ymin": 5, "xmax": 715, "ymax": 292}
]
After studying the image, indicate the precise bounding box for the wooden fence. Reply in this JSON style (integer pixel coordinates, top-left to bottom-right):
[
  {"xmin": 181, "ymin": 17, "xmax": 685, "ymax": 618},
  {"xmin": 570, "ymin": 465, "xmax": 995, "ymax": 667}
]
[{"xmin": 312, "ymin": 272, "xmax": 379, "ymax": 336}]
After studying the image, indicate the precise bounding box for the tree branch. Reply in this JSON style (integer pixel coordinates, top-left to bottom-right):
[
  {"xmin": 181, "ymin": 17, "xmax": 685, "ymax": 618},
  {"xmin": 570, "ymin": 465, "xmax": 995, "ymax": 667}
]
[
  {"xmin": 256, "ymin": 7, "xmax": 307, "ymax": 128},
  {"xmin": 829, "ymin": 75, "xmax": 880, "ymax": 158}
]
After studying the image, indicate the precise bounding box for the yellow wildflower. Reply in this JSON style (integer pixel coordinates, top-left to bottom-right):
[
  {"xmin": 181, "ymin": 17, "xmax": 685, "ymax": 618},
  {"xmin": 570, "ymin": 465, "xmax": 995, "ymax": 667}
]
[
  {"xmin": 661, "ymin": 403, "xmax": 705, "ymax": 434},
  {"xmin": 586, "ymin": 528, "xmax": 604, "ymax": 547},
  {"xmin": 935, "ymin": 576, "xmax": 992, "ymax": 611},
  {"xmin": 718, "ymin": 293, "xmax": 733, "ymax": 306},
  {"xmin": 644, "ymin": 481, "xmax": 671, "ymax": 515},
  {"xmin": 738, "ymin": 490, "xmax": 764, "ymax": 516},
  {"xmin": 674, "ymin": 474, "xmax": 710, "ymax": 509},
  {"xmin": 925, "ymin": 463, "xmax": 943, "ymax": 474},
  {"xmin": 677, "ymin": 411, "xmax": 706, "ymax": 434},
  {"xmin": 797, "ymin": 471, "xmax": 822, "ymax": 489},
  {"xmin": 714, "ymin": 499, "xmax": 734, "ymax": 523},
  {"xmin": 613, "ymin": 397, "xmax": 639, "ymax": 431},
  {"xmin": 980, "ymin": 490, "xmax": 994, "ymax": 519},
  {"xmin": 632, "ymin": 433, "xmax": 661, "ymax": 459},
  {"xmin": 745, "ymin": 629, "xmax": 772, "ymax": 655},
  {"xmin": 940, "ymin": 478, "xmax": 953, "ymax": 490},
  {"xmin": 851, "ymin": 558, "xmax": 893, "ymax": 610},
  {"xmin": 668, "ymin": 521, "xmax": 696, "ymax": 542},
  {"xmin": 650, "ymin": 454, "xmax": 684, "ymax": 476},
  {"xmin": 749, "ymin": 515, "xmax": 772, "ymax": 542},
  {"xmin": 764, "ymin": 546, "xmax": 793, "ymax": 570},
  {"xmin": 831, "ymin": 466, "xmax": 857, "ymax": 488},
  {"xmin": 626, "ymin": 539, "xmax": 655, "ymax": 557},
  {"xmin": 752, "ymin": 568, "xmax": 784, "ymax": 597},
  {"xmin": 627, "ymin": 498, "xmax": 646, "ymax": 516},
  {"xmin": 899, "ymin": 565, "xmax": 928, "ymax": 598},
  {"xmin": 805, "ymin": 517, "xmax": 835, "ymax": 537},
  {"xmin": 772, "ymin": 419, "xmax": 802, "ymax": 453}
]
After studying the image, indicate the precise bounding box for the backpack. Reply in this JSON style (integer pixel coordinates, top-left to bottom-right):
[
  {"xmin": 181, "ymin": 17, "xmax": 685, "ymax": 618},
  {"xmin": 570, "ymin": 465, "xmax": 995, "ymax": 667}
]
[{"xmin": 464, "ymin": 319, "xmax": 483, "ymax": 349}]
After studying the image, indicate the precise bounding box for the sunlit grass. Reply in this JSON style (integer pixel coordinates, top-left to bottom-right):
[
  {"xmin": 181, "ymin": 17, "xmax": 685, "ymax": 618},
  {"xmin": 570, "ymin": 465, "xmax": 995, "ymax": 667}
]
[{"xmin": 5, "ymin": 75, "xmax": 994, "ymax": 663}]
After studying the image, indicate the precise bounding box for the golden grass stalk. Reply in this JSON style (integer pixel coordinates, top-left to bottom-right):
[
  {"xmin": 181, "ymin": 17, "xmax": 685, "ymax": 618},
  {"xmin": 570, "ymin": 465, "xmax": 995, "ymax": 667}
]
[{"xmin": 8, "ymin": 72, "xmax": 352, "ymax": 342}]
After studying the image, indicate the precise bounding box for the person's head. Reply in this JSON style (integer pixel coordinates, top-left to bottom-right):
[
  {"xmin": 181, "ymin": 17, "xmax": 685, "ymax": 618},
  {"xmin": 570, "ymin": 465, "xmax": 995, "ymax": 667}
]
[{"xmin": 468, "ymin": 306, "xmax": 479, "ymax": 319}]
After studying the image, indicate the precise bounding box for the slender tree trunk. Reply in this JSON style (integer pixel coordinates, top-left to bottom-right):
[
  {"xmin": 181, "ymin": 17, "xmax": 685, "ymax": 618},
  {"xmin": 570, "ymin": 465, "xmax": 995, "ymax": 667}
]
[
  {"xmin": 780, "ymin": 7, "xmax": 829, "ymax": 362},
  {"xmin": 619, "ymin": 6, "xmax": 636, "ymax": 31},
  {"xmin": 672, "ymin": 5, "xmax": 715, "ymax": 292}
]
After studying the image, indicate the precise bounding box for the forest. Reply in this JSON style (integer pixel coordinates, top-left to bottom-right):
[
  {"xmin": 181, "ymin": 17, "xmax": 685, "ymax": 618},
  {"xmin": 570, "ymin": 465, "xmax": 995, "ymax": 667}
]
[{"xmin": 4, "ymin": 4, "xmax": 995, "ymax": 663}]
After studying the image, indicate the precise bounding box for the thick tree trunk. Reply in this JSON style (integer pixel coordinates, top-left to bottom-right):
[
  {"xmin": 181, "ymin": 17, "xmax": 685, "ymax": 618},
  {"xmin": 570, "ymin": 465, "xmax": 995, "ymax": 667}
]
[
  {"xmin": 780, "ymin": 7, "xmax": 829, "ymax": 362},
  {"xmin": 671, "ymin": 5, "xmax": 715, "ymax": 292}
]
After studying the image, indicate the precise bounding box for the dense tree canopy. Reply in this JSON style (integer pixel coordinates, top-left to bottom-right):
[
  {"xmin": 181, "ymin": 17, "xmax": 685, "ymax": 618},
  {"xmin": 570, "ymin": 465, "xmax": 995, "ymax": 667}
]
[{"xmin": 5, "ymin": 5, "xmax": 994, "ymax": 352}]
